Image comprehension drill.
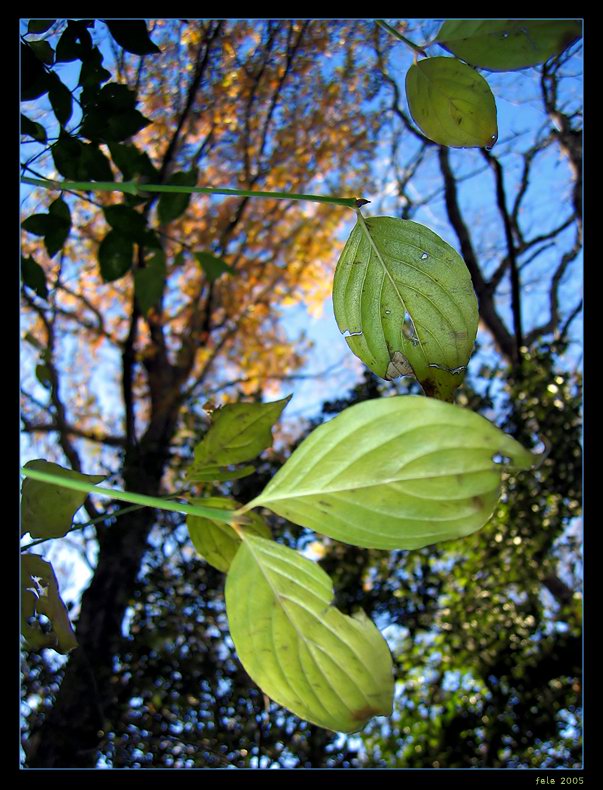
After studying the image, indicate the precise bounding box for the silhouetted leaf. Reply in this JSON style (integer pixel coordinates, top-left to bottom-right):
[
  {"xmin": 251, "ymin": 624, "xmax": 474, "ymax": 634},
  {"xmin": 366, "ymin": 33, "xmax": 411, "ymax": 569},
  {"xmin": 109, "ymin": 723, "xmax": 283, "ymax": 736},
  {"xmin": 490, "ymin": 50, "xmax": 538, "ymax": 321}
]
[
  {"xmin": 103, "ymin": 204, "xmax": 148, "ymax": 241},
  {"xmin": 21, "ymin": 256, "xmax": 48, "ymax": 299},
  {"xmin": 48, "ymin": 74, "xmax": 73, "ymax": 126},
  {"xmin": 52, "ymin": 131, "xmax": 113, "ymax": 181},
  {"xmin": 98, "ymin": 230, "xmax": 134, "ymax": 282},
  {"xmin": 157, "ymin": 170, "xmax": 198, "ymax": 224},
  {"xmin": 21, "ymin": 113, "xmax": 47, "ymax": 143},
  {"xmin": 55, "ymin": 19, "xmax": 93, "ymax": 63},
  {"xmin": 44, "ymin": 197, "xmax": 72, "ymax": 257},
  {"xmin": 21, "ymin": 42, "xmax": 51, "ymax": 100},
  {"xmin": 134, "ymin": 249, "xmax": 167, "ymax": 314},
  {"xmin": 104, "ymin": 20, "xmax": 161, "ymax": 56},
  {"xmin": 22, "ymin": 214, "xmax": 49, "ymax": 236},
  {"xmin": 195, "ymin": 251, "xmax": 233, "ymax": 282},
  {"xmin": 27, "ymin": 20, "xmax": 56, "ymax": 34},
  {"xmin": 28, "ymin": 39, "xmax": 54, "ymax": 65},
  {"xmin": 21, "ymin": 554, "xmax": 78, "ymax": 654}
]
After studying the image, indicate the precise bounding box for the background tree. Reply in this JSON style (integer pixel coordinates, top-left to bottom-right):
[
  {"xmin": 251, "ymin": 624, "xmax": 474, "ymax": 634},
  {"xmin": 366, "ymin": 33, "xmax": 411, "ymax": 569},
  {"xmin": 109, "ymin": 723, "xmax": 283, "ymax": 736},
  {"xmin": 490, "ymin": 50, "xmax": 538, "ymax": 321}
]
[{"xmin": 21, "ymin": 18, "xmax": 582, "ymax": 769}]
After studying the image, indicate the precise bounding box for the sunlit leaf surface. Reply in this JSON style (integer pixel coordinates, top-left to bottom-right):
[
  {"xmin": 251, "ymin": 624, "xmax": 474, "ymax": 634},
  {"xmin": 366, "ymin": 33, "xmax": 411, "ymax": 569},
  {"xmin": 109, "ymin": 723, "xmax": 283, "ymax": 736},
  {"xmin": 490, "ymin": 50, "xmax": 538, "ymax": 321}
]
[{"xmin": 226, "ymin": 535, "xmax": 394, "ymax": 732}]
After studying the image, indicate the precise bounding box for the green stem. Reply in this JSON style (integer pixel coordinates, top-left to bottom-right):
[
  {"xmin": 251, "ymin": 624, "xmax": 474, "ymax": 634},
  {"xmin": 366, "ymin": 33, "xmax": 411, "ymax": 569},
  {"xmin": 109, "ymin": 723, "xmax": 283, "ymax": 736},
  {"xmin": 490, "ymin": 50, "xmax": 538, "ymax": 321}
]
[
  {"xmin": 20, "ymin": 175, "xmax": 365, "ymax": 210},
  {"xmin": 376, "ymin": 19, "xmax": 427, "ymax": 57},
  {"xmin": 20, "ymin": 467, "xmax": 236, "ymax": 525}
]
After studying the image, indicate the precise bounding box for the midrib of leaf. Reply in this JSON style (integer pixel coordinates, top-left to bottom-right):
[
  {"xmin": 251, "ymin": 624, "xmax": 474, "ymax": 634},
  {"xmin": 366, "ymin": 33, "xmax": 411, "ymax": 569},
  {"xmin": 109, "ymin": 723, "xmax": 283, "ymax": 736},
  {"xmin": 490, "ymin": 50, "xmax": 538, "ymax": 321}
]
[
  {"xmin": 241, "ymin": 537, "xmax": 374, "ymax": 712},
  {"xmin": 355, "ymin": 212, "xmax": 429, "ymax": 363}
]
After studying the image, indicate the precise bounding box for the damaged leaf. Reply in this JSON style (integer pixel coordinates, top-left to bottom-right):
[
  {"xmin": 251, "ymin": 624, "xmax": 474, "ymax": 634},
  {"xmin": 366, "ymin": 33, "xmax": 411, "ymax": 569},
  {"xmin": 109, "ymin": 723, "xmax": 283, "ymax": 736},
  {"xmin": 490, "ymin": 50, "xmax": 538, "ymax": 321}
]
[
  {"xmin": 333, "ymin": 215, "xmax": 478, "ymax": 402},
  {"xmin": 21, "ymin": 553, "xmax": 78, "ymax": 654},
  {"xmin": 242, "ymin": 395, "xmax": 536, "ymax": 550},
  {"xmin": 226, "ymin": 535, "xmax": 394, "ymax": 732}
]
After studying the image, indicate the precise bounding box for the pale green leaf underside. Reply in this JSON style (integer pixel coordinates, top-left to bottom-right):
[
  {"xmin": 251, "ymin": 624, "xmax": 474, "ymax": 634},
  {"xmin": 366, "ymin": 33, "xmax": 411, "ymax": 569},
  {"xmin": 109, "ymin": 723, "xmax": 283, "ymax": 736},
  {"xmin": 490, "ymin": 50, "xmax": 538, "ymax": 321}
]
[
  {"xmin": 226, "ymin": 536, "xmax": 394, "ymax": 732},
  {"xmin": 186, "ymin": 396, "xmax": 291, "ymax": 482},
  {"xmin": 244, "ymin": 396, "xmax": 536, "ymax": 550},
  {"xmin": 21, "ymin": 553, "xmax": 78, "ymax": 654},
  {"xmin": 333, "ymin": 216, "xmax": 478, "ymax": 401},
  {"xmin": 436, "ymin": 20, "xmax": 582, "ymax": 72},
  {"xmin": 21, "ymin": 459, "xmax": 106, "ymax": 539},
  {"xmin": 405, "ymin": 57, "xmax": 498, "ymax": 148},
  {"xmin": 187, "ymin": 496, "xmax": 271, "ymax": 572}
]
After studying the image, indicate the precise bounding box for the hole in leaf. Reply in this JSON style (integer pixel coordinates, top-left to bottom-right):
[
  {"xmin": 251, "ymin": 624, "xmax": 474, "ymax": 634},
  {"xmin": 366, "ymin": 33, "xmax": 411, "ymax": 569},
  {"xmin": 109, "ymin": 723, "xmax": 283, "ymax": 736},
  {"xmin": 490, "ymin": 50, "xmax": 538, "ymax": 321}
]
[
  {"xmin": 420, "ymin": 252, "xmax": 429, "ymax": 260},
  {"xmin": 492, "ymin": 453, "xmax": 511, "ymax": 465},
  {"xmin": 342, "ymin": 329, "xmax": 363, "ymax": 337}
]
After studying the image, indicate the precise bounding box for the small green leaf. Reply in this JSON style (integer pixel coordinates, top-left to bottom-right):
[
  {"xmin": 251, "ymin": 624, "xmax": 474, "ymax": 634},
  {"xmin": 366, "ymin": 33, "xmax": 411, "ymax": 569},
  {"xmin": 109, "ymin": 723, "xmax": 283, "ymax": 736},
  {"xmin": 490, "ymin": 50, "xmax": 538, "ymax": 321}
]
[
  {"xmin": 98, "ymin": 229, "xmax": 134, "ymax": 282},
  {"xmin": 187, "ymin": 496, "xmax": 271, "ymax": 572},
  {"xmin": 21, "ymin": 114, "xmax": 47, "ymax": 143},
  {"xmin": 48, "ymin": 74, "xmax": 73, "ymax": 126},
  {"xmin": 405, "ymin": 57, "xmax": 498, "ymax": 148},
  {"xmin": 103, "ymin": 204, "xmax": 148, "ymax": 241},
  {"xmin": 333, "ymin": 215, "xmax": 478, "ymax": 402},
  {"xmin": 27, "ymin": 20, "xmax": 56, "ymax": 35},
  {"xmin": 28, "ymin": 39, "xmax": 54, "ymax": 65},
  {"xmin": 21, "ymin": 460, "xmax": 106, "ymax": 540},
  {"xmin": 21, "ymin": 554, "xmax": 78, "ymax": 654},
  {"xmin": 436, "ymin": 20, "xmax": 582, "ymax": 72},
  {"xmin": 44, "ymin": 197, "xmax": 72, "ymax": 257},
  {"xmin": 194, "ymin": 251, "xmax": 233, "ymax": 282},
  {"xmin": 21, "ymin": 256, "xmax": 48, "ymax": 299},
  {"xmin": 81, "ymin": 84, "xmax": 152, "ymax": 142},
  {"xmin": 157, "ymin": 170, "xmax": 198, "ymax": 225},
  {"xmin": 107, "ymin": 141, "xmax": 158, "ymax": 182},
  {"xmin": 226, "ymin": 535, "xmax": 394, "ymax": 732},
  {"xmin": 244, "ymin": 396, "xmax": 536, "ymax": 551},
  {"xmin": 134, "ymin": 249, "xmax": 167, "ymax": 314},
  {"xmin": 35, "ymin": 363, "xmax": 52, "ymax": 389},
  {"xmin": 186, "ymin": 396, "xmax": 291, "ymax": 482},
  {"xmin": 78, "ymin": 47, "xmax": 112, "ymax": 104},
  {"xmin": 104, "ymin": 20, "xmax": 161, "ymax": 56}
]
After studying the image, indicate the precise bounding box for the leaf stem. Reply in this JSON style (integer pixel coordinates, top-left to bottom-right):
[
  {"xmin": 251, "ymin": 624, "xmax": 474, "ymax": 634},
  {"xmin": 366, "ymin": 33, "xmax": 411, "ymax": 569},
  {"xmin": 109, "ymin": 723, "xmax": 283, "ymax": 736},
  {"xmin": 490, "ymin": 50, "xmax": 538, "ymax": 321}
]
[
  {"xmin": 20, "ymin": 467, "xmax": 235, "ymax": 525},
  {"xmin": 376, "ymin": 19, "xmax": 427, "ymax": 57},
  {"xmin": 20, "ymin": 176, "xmax": 366, "ymax": 210}
]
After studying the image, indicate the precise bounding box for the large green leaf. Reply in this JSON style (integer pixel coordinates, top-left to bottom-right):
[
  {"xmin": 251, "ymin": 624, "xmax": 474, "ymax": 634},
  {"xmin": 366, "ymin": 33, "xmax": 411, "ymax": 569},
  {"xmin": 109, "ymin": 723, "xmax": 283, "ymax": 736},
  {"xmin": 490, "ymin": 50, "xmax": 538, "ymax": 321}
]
[
  {"xmin": 405, "ymin": 57, "xmax": 498, "ymax": 148},
  {"xmin": 226, "ymin": 535, "xmax": 394, "ymax": 732},
  {"xmin": 186, "ymin": 396, "xmax": 291, "ymax": 483},
  {"xmin": 134, "ymin": 249, "xmax": 167, "ymax": 314},
  {"xmin": 333, "ymin": 215, "xmax": 478, "ymax": 402},
  {"xmin": 187, "ymin": 496, "xmax": 271, "ymax": 572},
  {"xmin": 436, "ymin": 20, "xmax": 582, "ymax": 72},
  {"xmin": 242, "ymin": 396, "xmax": 536, "ymax": 550},
  {"xmin": 21, "ymin": 553, "xmax": 78, "ymax": 654},
  {"xmin": 21, "ymin": 460, "xmax": 106, "ymax": 539},
  {"xmin": 157, "ymin": 170, "xmax": 198, "ymax": 225},
  {"xmin": 98, "ymin": 229, "xmax": 134, "ymax": 282}
]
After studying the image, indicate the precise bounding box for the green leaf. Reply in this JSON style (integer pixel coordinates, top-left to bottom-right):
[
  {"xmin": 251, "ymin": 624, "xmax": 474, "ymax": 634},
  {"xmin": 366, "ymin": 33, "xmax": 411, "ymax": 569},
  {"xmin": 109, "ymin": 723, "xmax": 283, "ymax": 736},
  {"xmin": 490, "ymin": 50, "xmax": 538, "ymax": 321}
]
[
  {"xmin": 44, "ymin": 197, "xmax": 72, "ymax": 257},
  {"xmin": 243, "ymin": 395, "xmax": 536, "ymax": 551},
  {"xmin": 35, "ymin": 363, "xmax": 52, "ymax": 389},
  {"xmin": 405, "ymin": 57, "xmax": 498, "ymax": 148},
  {"xmin": 103, "ymin": 204, "xmax": 148, "ymax": 241},
  {"xmin": 48, "ymin": 74, "xmax": 73, "ymax": 126},
  {"xmin": 52, "ymin": 131, "xmax": 114, "ymax": 182},
  {"xmin": 107, "ymin": 141, "xmax": 157, "ymax": 181},
  {"xmin": 21, "ymin": 114, "xmax": 47, "ymax": 143},
  {"xmin": 81, "ymin": 84, "xmax": 152, "ymax": 143},
  {"xmin": 194, "ymin": 251, "xmax": 233, "ymax": 282},
  {"xmin": 333, "ymin": 215, "xmax": 478, "ymax": 402},
  {"xmin": 27, "ymin": 20, "xmax": 56, "ymax": 34},
  {"xmin": 226, "ymin": 535, "xmax": 394, "ymax": 732},
  {"xmin": 186, "ymin": 396, "xmax": 291, "ymax": 483},
  {"xmin": 98, "ymin": 229, "xmax": 134, "ymax": 282},
  {"xmin": 21, "ymin": 256, "xmax": 48, "ymax": 299},
  {"xmin": 21, "ymin": 460, "xmax": 106, "ymax": 540},
  {"xmin": 436, "ymin": 20, "xmax": 582, "ymax": 72},
  {"xmin": 104, "ymin": 20, "xmax": 161, "ymax": 56},
  {"xmin": 157, "ymin": 170, "xmax": 198, "ymax": 225},
  {"xmin": 134, "ymin": 249, "xmax": 167, "ymax": 314},
  {"xmin": 22, "ymin": 213, "xmax": 49, "ymax": 236},
  {"xmin": 21, "ymin": 554, "xmax": 78, "ymax": 654},
  {"xmin": 28, "ymin": 39, "xmax": 54, "ymax": 65},
  {"xmin": 187, "ymin": 496, "xmax": 271, "ymax": 572},
  {"xmin": 186, "ymin": 464, "xmax": 256, "ymax": 483}
]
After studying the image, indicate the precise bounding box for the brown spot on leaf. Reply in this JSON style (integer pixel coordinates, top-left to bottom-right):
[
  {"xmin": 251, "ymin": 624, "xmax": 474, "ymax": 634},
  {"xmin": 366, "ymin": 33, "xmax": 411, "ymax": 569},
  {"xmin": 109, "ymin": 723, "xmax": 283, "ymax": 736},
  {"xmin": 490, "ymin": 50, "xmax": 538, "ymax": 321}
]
[
  {"xmin": 352, "ymin": 705, "xmax": 380, "ymax": 722},
  {"xmin": 472, "ymin": 495, "xmax": 484, "ymax": 510}
]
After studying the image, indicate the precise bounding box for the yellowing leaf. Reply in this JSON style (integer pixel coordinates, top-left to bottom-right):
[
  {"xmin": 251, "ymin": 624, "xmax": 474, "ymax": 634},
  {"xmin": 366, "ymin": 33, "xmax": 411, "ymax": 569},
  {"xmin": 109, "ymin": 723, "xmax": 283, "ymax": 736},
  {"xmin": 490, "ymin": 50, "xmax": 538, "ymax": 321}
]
[
  {"xmin": 242, "ymin": 396, "xmax": 536, "ymax": 550},
  {"xmin": 226, "ymin": 535, "xmax": 394, "ymax": 732}
]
